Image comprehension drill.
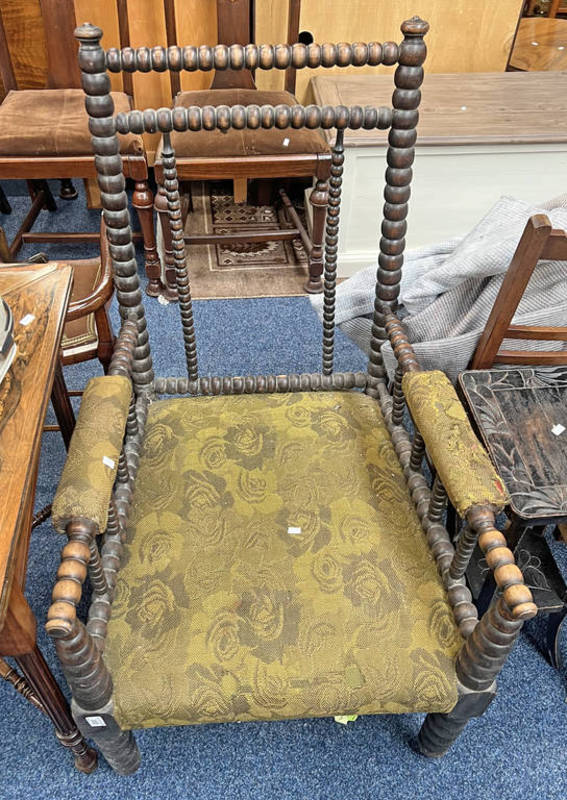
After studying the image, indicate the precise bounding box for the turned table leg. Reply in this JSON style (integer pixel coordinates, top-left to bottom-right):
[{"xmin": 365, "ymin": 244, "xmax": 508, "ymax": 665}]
[
  {"xmin": 132, "ymin": 179, "xmax": 163, "ymax": 298},
  {"xmin": 0, "ymin": 657, "xmax": 44, "ymax": 712},
  {"xmin": 15, "ymin": 645, "xmax": 97, "ymax": 774},
  {"xmin": 305, "ymin": 178, "xmax": 328, "ymax": 294}
]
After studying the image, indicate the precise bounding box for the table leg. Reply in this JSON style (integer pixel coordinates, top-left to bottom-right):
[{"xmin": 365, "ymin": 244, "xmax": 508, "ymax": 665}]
[
  {"xmin": 0, "ymin": 656, "xmax": 45, "ymax": 712},
  {"xmin": 546, "ymin": 607, "xmax": 567, "ymax": 671},
  {"xmin": 15, "ymin": 644, "xmax": 97, "ymax": 774},
  {"xmin": 51, "ymin": 361, "xmax": 75, "ymax": 450}
]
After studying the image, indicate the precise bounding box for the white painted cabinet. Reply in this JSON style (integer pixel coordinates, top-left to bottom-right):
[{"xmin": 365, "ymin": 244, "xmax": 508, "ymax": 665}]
[{"xmin": 310, "ymin": 72, "xmax": 567, "ymax": 277}]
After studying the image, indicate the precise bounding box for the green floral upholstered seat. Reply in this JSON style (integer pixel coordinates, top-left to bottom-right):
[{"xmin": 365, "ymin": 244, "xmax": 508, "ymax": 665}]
[{"xmin": 104, "ymin": 391, "xmax": 462, "ymax": 729}]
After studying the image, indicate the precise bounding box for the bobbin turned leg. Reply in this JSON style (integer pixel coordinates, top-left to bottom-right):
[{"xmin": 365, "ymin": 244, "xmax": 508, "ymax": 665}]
[
  {"xmin": 46, "ymin": 519, "xmax": 140, "ymax": 775},
  {"xmin": 155, "ymin": 183, "xmax": 178, "ymax": 301},
  {"xmin": 132, "ymin": 179, "xmax": 162, "ymax": 298},
  {"xmin": 418, "ymin": 595, "xmax": 528, "ymax": 756},
  {"xmin": 305, "ymin": 178, "xmax": 328, "ymax": 294},
  {"xmin": 49, "ymin": 617, "xmax": 139, "ymax": 775},
  {"xmin": 418, "ymin": 685, "xmax": 495, "ymax": 757}
]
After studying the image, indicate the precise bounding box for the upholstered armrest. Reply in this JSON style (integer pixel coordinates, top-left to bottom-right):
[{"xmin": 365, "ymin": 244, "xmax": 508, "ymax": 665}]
[
  {"xmin": 52, "ymin": 375, "xmax": 132, "ymax": 534},
  {"xmin": 402, "ymin": 370, "xmax": 509, "ymax": 517}
]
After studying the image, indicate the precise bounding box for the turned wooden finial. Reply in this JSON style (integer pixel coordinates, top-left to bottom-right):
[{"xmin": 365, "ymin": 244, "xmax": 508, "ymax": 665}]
[
  {"xmin": 401, "ymin": 17, "xmax": 430, "ymax": 37},
  {"xmin": 74, "ymin": 23, "xmax": 103, "ymax": 43}
]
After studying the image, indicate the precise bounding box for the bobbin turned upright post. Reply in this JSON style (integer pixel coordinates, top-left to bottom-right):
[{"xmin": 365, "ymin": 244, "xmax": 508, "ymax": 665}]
[
  {"xmin": 366, "ymin": 17, "xmax": 429, "ymax": 396},
  {"xmin": 74, "ymin": 22, "xmax": 154, "ymax": 395}
]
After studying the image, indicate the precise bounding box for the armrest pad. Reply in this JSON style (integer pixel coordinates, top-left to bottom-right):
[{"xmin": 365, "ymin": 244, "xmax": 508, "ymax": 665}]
[
  {"xmin": 402, "ymin": 370, "xmax": 509, "ymax": 516},
  {"xmin": 52, "ymin": 375, "xmax": 132, "ymax": 533}
]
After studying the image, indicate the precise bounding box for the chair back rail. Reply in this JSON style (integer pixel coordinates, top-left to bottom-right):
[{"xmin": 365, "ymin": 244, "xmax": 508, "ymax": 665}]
[
  {"xmin": 105, "ymin": 40, "xmax": 402, "ymax": 74},
  {"xmin": 471, "ymin": 214, "xmax": 567, "ymax": 369}
]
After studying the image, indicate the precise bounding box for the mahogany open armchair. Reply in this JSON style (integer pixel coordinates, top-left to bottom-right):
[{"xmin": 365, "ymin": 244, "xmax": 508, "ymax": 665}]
[{"xmin": 45, "ymin": 18, "xmax": 538, "ymax": 775}]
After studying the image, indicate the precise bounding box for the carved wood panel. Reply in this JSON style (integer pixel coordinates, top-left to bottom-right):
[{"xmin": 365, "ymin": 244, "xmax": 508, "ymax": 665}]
[{"xmin": 460, "ymin": 367, "xmax": 567, "ymax": 521}]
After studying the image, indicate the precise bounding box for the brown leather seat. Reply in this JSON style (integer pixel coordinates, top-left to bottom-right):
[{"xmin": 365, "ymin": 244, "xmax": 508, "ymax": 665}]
[
  {"xmin": 0, "ymin": 89, "xmax": 143, "ymax": 157},
  {"xmin": 167, "ymin": 89, "xmax": 330, "ymax": 159}
]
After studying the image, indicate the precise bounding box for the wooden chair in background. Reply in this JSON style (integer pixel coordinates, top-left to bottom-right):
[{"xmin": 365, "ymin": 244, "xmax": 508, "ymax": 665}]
[
  {"xmin": 46, "ymin": 218, "xmax": 115, "ymax": 450},
  {"xmin": 0, "ymin": 0, "xmax": 161, "ymax": 291},
  {"xmin": 460, "ymin": 214, "xmax": 567, "ymax": 667},
  {"xmin": 0, "ymin": 216, "xmax": 115, "ymax": 451},
  {"xmin": 153, "ymin": 0, "xmax": 332, "ymax": 299},
  {"xmin": 471, "ymin": 214, "xmax": 567, "ymax": 369}
]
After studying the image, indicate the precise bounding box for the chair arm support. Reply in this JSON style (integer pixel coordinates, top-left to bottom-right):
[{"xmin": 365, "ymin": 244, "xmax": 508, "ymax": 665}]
[
  {"xmin": 384, "ymin": 311, "xmax": 420, "ymax": 374},
  {"xmin": 108, "ymin": 318, "xmax": 138, "ymax": 378},
  {"xmin": 65, "ymin": 218, "xmax": 113, "ymax": 322},
  {"xmin": 467, "ymin": 507, "xmax": 537, "ymax": 621},
  {"xmin": 46, "ymin": 518, "xmax": 97, "ymax": 637},
  {"xmin": 402, "ymin": 370, "xmax": 509, "ymax": 517},
  {"xmin": 51, "ymin": 375, "xmax": 132, "ymax": 534}
]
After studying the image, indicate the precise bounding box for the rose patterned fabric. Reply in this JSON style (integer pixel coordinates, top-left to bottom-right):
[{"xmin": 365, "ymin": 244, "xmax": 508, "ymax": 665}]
[
  {"xmin": 104, "ymin": 391, "xmax": 462, "ymax": 730},
  {"xmin": 52, "ymin": 376, "xmax": 131, "ymax": 534},
  {"xmin": 402, "ymin": 371, "xmax": 509, "ymax": 516}
]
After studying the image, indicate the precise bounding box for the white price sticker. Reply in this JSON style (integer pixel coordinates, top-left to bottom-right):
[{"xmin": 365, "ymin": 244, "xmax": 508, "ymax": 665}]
[
  {"xmin": 20, "ymin": 314, "xmax": 35, "ymax": 326},
  {"xmin": 102, "ymin": 456, "xmax": 116, "ymax": 469},
  {"xmin": 85, "ymin": 716, "xmax": 106, "ymax": 728},
  {"xmin": 552, "ymin": 424, "xmax": 566, "ymax": 437}
]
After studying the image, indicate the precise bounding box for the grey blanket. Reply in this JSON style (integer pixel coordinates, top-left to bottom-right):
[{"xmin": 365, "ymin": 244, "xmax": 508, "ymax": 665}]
[{"xmin": 311, "ymin": 195, "xmax": 567, "ymax": 382}]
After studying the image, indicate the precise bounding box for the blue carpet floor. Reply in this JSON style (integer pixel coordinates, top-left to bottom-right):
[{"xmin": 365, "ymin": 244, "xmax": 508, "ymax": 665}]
[{"xmin": 1, "ymin": 182, "xmax": 567, "ymax": 799}]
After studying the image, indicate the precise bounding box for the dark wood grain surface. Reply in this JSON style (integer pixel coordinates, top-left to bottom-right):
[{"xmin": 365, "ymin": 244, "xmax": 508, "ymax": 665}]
[
  {"xmin": 460, "ymin": 367, "xmax": 567, "ymax": 521},
  {"xmin": 311, "ymin": 71, "xmax": 567, "ymax": 147}
]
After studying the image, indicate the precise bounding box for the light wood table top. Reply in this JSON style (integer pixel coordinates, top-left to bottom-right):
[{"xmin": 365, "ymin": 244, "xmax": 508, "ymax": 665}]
[
  {"xmin": 310, "ymin": 71, "xmax": 567, "ymax": 147},
  {"xmin": 0, "ymin": 263, "xmax": 72, "ymax": 622},
  {"xmin": 509, "ymin": 17, "xmax": 567, "ymax": 71}
]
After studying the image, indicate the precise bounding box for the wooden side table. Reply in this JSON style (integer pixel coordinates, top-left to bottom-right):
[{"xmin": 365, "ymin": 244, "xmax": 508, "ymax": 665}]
[
  {"xmin": 0, "ymin": 264, "xmax": 96, "ymax": 772},
  {"xmin": 459, "ymin": 366, "xmax": 567, "ymax": 665}
]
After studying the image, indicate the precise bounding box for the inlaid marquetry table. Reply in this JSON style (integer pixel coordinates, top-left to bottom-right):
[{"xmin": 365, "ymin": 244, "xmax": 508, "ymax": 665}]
[{"xmin": 0, "ymin": 264, "xmax": 96, "ymax": 772}]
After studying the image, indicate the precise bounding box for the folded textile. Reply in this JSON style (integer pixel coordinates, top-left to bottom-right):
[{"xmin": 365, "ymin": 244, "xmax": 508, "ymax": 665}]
[{"xmin": 310, "ymin": 195, "xmax": 567, "ymax": 382}]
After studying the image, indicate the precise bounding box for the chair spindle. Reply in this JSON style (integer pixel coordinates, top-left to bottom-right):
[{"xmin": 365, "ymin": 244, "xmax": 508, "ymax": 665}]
[
  {"xmin": 428, "ymin": 475, "xmax": 447, "ymax": 523},
  {"xmin": 322, "ymin": 129, "xmax": 344, "ymax": 376},
  {"xmin": 160, "ymin": 132, "xmax": 199, "ymax": 381}
]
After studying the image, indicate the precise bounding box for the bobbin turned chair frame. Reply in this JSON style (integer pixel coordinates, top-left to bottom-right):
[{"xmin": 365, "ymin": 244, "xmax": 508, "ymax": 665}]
[{"xmin": 46, "ymin": 19, "xmax": 537, "ymax": 775}]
